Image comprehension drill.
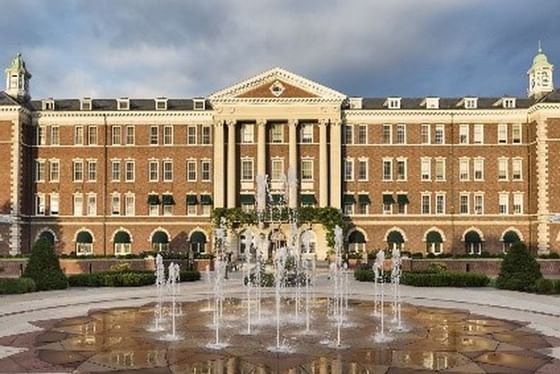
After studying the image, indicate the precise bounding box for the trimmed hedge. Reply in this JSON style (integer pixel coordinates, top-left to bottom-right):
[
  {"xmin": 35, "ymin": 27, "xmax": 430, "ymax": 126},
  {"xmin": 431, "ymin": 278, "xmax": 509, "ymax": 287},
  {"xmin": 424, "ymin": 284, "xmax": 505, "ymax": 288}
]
[
  {"xmin": 496, "ymin": 242, "xmax": 542, "ymax": 292},
  {"xmin": 68, "ymin": 270, "xmax": 201, "ymax": 287},
  {"xmin": 0, "ymin": 277, "xmax": 36, "ymax": 294},
  {"xmin": 353, "ymin": 268, "xmax": 392, "ymax": 283},
  {"xmin": 401, "ymin": 271, "xmax": 490, "ymax": 287},
  {"xmin": 180, "ymin": 270, "xmax": 201, "ymax": 282},
  {"xmin": 535, "ymin": 278, "xmax": 554, "ymax": 294},
  {"xmin": 23, "ymin": 239, "xmax": 68, "ymax": 291}
]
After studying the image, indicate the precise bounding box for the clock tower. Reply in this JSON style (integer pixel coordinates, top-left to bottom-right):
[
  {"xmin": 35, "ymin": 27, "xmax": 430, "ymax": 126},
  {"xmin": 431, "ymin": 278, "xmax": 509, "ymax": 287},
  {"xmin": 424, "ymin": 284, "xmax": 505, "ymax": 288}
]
[{"xmin": 528, "ymin": 42, "xmax": 554, "ymax": 99}]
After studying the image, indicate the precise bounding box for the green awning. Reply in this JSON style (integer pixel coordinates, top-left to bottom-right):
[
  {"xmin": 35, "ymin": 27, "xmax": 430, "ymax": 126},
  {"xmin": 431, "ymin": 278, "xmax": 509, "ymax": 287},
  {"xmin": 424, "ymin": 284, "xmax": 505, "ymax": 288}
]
[
  {"xmin": 387, "ymin": 230, "xmax": 404, "ymax": 244},
  {"xmin": 200, "ymin": 194, "xmax": 213, "ymax": 205},
  {"xmin": 147, "ymin": 194, "xmax": 160, "ymax": 205},
  {"xmin": 343, "ymin": 194, "xmax": 355, "ymax": 204},
  {"xmin": 348, "ymin": 230, "xmax": 366, "ymax": 244},
  {"xmin": 190, "ymin": 231, "xmax": 207, "ymax": 244},
  {"xmin": 152, "ymin": 231, "xmax": 169, "ymax": 244},
  {"xmin": 186, "ymin": 195, "xmax": 198, "ymax": 205},
  {"xmin": 503, "ymin": 231, "xmax": 520, "ymax": 244},
  {"xmin": 162, "ymin": 194, "xmax": 175, "ymax": 205},
  {"xmin": 114, "ymin": 231, "xmax": 131, "ymax": 244},
  {"xmin": 383, "ymin": 194, "xmax": 395, "ymax": 204},
  {"xmin": 271, "ymin": 194, "xmax": 283, "ymax": 203},
  {"xmin": 397, "ymin": 194, "xmax": 409, "ymax": 205},
  {"xmin": 301, "ymin": 194, "xmax": 316, "ymax": 205},
  {"xmin": 38, "ymin": 231, "xmax": 55, "ymax": 247},
  {"xmin": 465, "ymin": 231, "xmax": 481, "ymax": 243},
  {"xmin": 240, "ymin": 194, "xmax": 255, "ymax": 204},
  {"xmin": 76, "ymin": 231, "xmax": 93, "ymax": 243},
  {"xmin": 358, "ymin": 194, "xmax": 370, "ymax": 204},
  {"xmin": 426, "ymin": 231, "xmax": 443, "ymax": 243}
]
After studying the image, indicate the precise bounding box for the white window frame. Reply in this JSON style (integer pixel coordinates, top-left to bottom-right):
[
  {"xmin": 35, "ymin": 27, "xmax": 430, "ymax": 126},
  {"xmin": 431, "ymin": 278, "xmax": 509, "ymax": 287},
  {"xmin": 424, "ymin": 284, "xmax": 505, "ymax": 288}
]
[
  {"xmin": 301, "ymin": 159, "xmax": 313, "ymax": 181},
  {"xmin": 473, "ymin": 158, "xmax": 484, "ymax": 181},
  {"xmin": 35, "ymin": 193, "xmax": 46, "ymax": 215},
  {"xmin": 271, "ymin": 124, "xmax": 284, "ymax": 143},
  {"xmin": 344, "ymin": 124, "xmax": 353, "ymax": 145},
  {"xmin": 111, "ymin": 160, "xmax": 121, "ymax": 182},
  {"xmin": 73, "ymin": 193, "xmax": 83, "ymax": 216},
  {"xmin": 513, "ymin": 193, "xmax": 523, "ymax": 215},
  {"xmin": 301, "ymin": 124, "xmax": 314, "ymax": 143},
  {"xmin": 37, "ymin": 126, "xmax": 46, "ymax": 146},
  {"xmin": 111, "ymin": 125, "xmax": 121, "ymax": 145},
  {"xmin": 497, "ymin": 123, "xmax": 508, "ymax": 144},
  {"xmin": 421, "ymin": 158, "xmax": 431, "ymax": 181},
  {"xmin": 382, "ymin": 124, "xmax": 392, "ymax": 144},
  {"xmin": 357, "ymin": 159, "xmax": 368, "ymax": 181},
  {"xmin": 434, "ymin": 158, "xmax": 446, "ymax": 181},
  {"xmin": 74, "ymin": 126, "xmax": 84, "ymax": 146},
  {"xmin": 163, "ymin": 125, "xmax": 173, "ymax": 145},
  {"xmin": 357, "ymin": 124, "xmax": 367, "ymax": 145},
  {"xmin": 498, "ymin": 193, "xmax": 509, "ymax": 215},
  {"xmin": 459, "ymin": 124, "xmax": 469, "ymax": 144},
  {"xmin": 201, "ymin": 160, "xmax": 211, "ymax": 182},
  {"xmin": 396, "ymin": 158, "xmax": 407, "ymax": 181},
  {"xmin": 148, "ymin": 160, "xmax": 159, "ymax": 182},
  {"xmin": 420, "ymin": 124, "xmax": 431, "ymax": 144},
  {"xmin": 473, "ymin": 124, "xmax": 484, "ymax": 144},
  {"xmin": 344, "ymin": 158, "xmax": 354, "ymax": 181},
  {"xmin": 512, "ymin": 158, "xmax": 522, "ymax": 181},
  {"xmin": 241, "ymin": 124, "xmax": 254, "ymax": 144},
  {"xmin": 271, "ymin": 158, "xmax": 284, "ymax": 181},
  {"xmin": 395, "ymin": 124, "xmax": 406, "ymax": 144},
  {"xmin": 87, "ymin": 193, "xmax": 97, "ymax": 216},
  {"xmin": 86, "ymin": 160, "xmax": 96, "ymax": 182},
  {"xmin": 434, "ymin": 124, "xmax": 445, "ymax": 144},
  {"xmin": 512, "ymin": 124, "xmax": 522, "ymax": 144},
  {"xmin": 49, "ymin": 159, "xmax": 60, "ymax": 182},
  {"xmin": 186, "ymin": 160, "xmax": 197, "ymax": 182},
  {"xmin": 50, "ymin": 126, "xmax": 59, "ymax": 146},
  {"xmin": 73, "ymin": 160, "xmax": 84, "ymax": 182},
  {"xmin": 48, "ymin": 194, "xmax": 58, "ymax": 215},
  {"xmin": 125, "ymin": 126, "xmax": 135, "ymax": 145},
  {"xmin": 201, "ymin": 125, "xmax": 211, "ymax": 144},
  {"xmin": 435, "ymin": 193, "xmax": 445, "ymax": 215},
  {"xmin": 421, "ymin": 193, "xmax": 431, "ymax": 215},
  {"xmin": 474, "ymin": 193, "xmax": 484, "ymax": 215},
  {"xmin": 382, "ymin": 159, "xmax": 392, "ymax": 181},
  {"xmin": 125, "ymin": 193, "xmax": 135, "ymax": 216},
  {"xmin": 187, "ymin": 125, "xmax": 197, "ymax": 145},
  {"xmin": 459, "ymin": 158, "xmax": 470, "ymax": 181},
  {"xmin": 498, "ymin": 158, "xmax": 508, "ymax": 181},
  {"xmin": 111, "ymin": 193, "xmax": 121, "ymax": 216},
  {"xmin": 149, "ymin": 126, "xmax": 159, "ymax": 145},
  {"xmin": 125, "ymin": 160, "xmax": 135, "ymax": 182},
  {"xmin": 241, "ymin": 158, "xmax": 254, "ymax": 181},
  {"xmin": 459, "ymin": 193, "xmax": 469, "ymax": 215},
  {"xmin": 163, "ymin": 160, "xmax": 173, "ymax": 182}
]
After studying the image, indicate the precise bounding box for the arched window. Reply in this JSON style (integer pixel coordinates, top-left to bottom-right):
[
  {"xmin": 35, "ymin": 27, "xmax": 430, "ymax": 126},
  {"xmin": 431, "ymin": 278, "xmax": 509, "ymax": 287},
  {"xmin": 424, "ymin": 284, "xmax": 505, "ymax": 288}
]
[
  {"xmin": 387, "ymin": 230, "xmax": 404, "ymax": 250},
  {"xmin": 426, "ymin": 231, "xmax": 443, "ymax": 254},
  {"xmin": 114, "ymin": 231, "xmax": 132, "ymax": 255},
  {"xmin": 348, "ymin": 230, "xmax": 366, "ymax": 253},
  {"xmin": 75, "ymin": 231, "xmax": 93, "ymax": 255},
  {"xmin": 502, "ymin": 230, "xmax": 520, "ymax": 253},
  {"xmin": 190, "ymin": 231, "xmax": 207, "ymax": 254},
  {"xmin": 464, "ymin": 231, "xmax": 482, "ymax": 255},
  {"xmin": 151, "ymin": 231, "xmax": 169, "ymax": 252},
  {"xmin": 300, "ymin": 230, "xmax": 316, "ymax": 254},
  {"xmin": 37, "ymin": 231, "xmax": 55, "ymax": 248}
]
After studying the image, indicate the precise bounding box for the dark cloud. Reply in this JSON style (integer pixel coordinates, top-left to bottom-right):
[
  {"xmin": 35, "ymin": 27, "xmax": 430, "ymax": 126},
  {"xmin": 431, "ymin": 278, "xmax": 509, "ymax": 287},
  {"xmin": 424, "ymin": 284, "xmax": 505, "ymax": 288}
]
[{"xmin": 0, "ymin": 0, "xmax": 558, "ymax": 99}]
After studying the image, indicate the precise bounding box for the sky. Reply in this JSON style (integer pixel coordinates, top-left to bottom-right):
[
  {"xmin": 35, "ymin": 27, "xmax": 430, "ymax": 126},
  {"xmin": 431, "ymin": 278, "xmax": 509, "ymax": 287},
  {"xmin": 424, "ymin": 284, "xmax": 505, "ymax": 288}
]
[{"xmin": 0, "ymin": 0, "xmax": 558, "ymax": 99}]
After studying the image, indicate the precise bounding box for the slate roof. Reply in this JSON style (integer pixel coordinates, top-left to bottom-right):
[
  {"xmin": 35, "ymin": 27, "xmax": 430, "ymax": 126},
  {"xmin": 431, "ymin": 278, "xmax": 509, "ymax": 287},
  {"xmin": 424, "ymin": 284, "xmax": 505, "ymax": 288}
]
[
  {"xmin": 361, "ymin": 97, "xmax": 534, "ymax": 110},
  {"xmin": 25, "ymin": 98, "xmax": 204, "ymax": 111},
  {"xmin": 0, "ymin": 92, "xmax": 22, "ymax": 106}
]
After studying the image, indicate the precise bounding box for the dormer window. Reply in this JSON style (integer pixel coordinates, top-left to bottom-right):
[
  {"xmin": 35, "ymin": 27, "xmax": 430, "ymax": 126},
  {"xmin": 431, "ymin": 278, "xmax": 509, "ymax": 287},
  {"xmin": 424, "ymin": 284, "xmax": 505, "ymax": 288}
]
[
  {"xmin": 386, "ymin": 97, "xmax": 401, "ymax": 109},
  {"xmin": 348, "ymin": 97, "xmax": 363, "ymax": 109},
  {"xmin": 155, "ymin": 97, "xmax": 168, "ymax": 111},
  {"xmin": 464, "ymin": 97, "xmax": 478, "ymax": 109},
  {"xmin": 193, "ymin": 98, "xmax": 205, "ymax": 111},
  {"xmin": 503, "ymin": 98, "xmax": 516, "ymax": 109},
  {"xmin": 425, "ymin": 97, "xmax": 439, "ymax": 109},
  {"xmin": 80, "ymin": 98, "xmax": 92, "ymax": 111},
  {"xmin": 117, "ymin": 98, "xmax": 130, "ymax": 111},
  {"xmin": 42, "ymin": 99, "xmax": 55, "ymax": 111}
]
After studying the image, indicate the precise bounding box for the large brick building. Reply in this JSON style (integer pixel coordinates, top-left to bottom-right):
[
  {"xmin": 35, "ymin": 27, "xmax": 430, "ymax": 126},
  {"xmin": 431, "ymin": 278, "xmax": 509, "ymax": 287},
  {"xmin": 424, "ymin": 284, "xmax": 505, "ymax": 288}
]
[{"xmin": 1, "ymin": 47, "xmax": 559, "ymax": 260}]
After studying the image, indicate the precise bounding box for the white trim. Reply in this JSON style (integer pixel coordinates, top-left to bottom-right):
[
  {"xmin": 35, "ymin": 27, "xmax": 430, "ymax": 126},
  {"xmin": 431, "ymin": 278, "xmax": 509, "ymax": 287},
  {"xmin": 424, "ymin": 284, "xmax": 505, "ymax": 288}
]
[
  {"xmin": 110, "ymin": 227, "xmax": 134, "ymax": 243},
  {"xmin": 148, "ymin": 226, "xmax": 171, "ymax": 242},
  {"xmin": 461, "ymin": 227, "xmax": 485, "ymax": 242},
  {"xmin": 384, "ymin": 226, "xmax": 407, "ymax": 242},
  {"xmin": 422, "ymin": 227, "xmax": 446, "ymax": 242},
  {"xmin": 73, "ymin": 227, "xmax": 95, "ymax": 242},
  {"xmin": 499, "ymin": 227, "xmax": 524, "ymax": 242},
  {"xmin": 34, "ymin": 227, "xmax": 58, "ymax": 243}
]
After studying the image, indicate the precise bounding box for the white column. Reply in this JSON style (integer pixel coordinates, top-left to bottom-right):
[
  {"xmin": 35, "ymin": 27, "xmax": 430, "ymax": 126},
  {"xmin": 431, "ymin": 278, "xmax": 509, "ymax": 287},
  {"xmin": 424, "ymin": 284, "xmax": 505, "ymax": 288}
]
[
  {"xmin": 213, "ymin": 121, "xmax": 225, "ymax": 208},
  {"xmin": 319, "ymin": 120, "xmax": 329, "ymax": 207},
  {"xmin": 227, "ymin": 120, "xmax": 236, "ymax": 208},
  {"xmin": 288, "ymin": 119, "xmax": 298, "ymax": 208},
  {"xmin": 257, "ymin": 120, "xmax": 266, "ymax": 176},
  {"xmin": 329, "ymin": 121, "xmax": 342, "ymax": 209}
]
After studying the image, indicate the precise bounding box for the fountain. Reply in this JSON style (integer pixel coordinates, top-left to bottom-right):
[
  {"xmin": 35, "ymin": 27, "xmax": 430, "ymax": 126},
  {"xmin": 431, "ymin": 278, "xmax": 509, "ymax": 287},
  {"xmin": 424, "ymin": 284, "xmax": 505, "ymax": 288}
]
[
  {"xmin": 242, "ymin": 230, "xmax": 253, "ymax": 335},
  {"xmin": 207, "ymin": 217, "xmax": 228, "ymax": 349},
  {"xmin": 147, "ymin": 253, "xmax": 166, "ymax": 332},
  {"xmin": 373, "ymin": 249, "xmax": 393, "ymax": 343},
  {"xmin": 160, "ymin": 261, "xmax": 181, "ymax": 341}
]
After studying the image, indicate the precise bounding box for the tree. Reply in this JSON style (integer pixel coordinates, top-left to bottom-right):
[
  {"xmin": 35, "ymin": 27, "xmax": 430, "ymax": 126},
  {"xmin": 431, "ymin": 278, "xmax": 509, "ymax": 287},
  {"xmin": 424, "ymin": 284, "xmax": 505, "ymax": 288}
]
[
  {"xmin": 23, "ymin": 239, "xmax": 68, "ymax": 291},
  {"xmin": 496, "ymin": 241, "xmax": 542, "ymax": 292}
]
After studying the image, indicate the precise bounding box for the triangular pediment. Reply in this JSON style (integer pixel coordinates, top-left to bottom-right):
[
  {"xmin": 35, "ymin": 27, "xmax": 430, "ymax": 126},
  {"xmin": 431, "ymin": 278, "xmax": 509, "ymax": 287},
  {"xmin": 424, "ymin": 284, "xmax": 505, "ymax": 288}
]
[{"xmin": 208, "ymin": 67, "xmax": 346, "ymax": 102}]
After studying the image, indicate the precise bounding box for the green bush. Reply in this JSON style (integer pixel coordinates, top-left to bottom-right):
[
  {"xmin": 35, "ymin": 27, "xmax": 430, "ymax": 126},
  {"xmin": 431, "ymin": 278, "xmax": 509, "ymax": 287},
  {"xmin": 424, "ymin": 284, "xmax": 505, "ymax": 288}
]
[
  {"xmin": 69, "ymin": 270, "xmax": 200, "ymax": 287},
  {"xmin": 180, "ymin": 270, "xmax": 201, "ymax": 282},
  {"xmin": 354, "ymin": 269, "xmax": 375, "ymax": 282},
  {"xmin": 411, "ymin": 252, "xmax": 423, "ymax": 259},
  {"xmin": 23, "ymin": 239, "xmax": 68, "ymax": 291},
  {"xmin": 535, "ymin": 278, "xmax": 554, "ymax": 294},
  {"xmin": 0, "ymin": 277, "xmax": 36, "ymax": 294},
  {"xmin": 554, "ymin": 279, "xmax": 560, "ymax": 294},
  {"xmin": 496, "ymin": 242, "xmax": 542, "ymax": 292},
  {"xmin": 401, "ymin": 271, "xmax": 489, "ymax": 287}
]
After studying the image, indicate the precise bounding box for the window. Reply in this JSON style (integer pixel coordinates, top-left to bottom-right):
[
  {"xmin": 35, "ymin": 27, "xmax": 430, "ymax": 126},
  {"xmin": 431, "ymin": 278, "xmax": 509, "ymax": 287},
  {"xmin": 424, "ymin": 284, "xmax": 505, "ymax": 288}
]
[
  {"xmin": 344, "ymin": 200, "xmax": 354, "ymax": 216},
  {"xmin": 301, "ymin": 159, "xmax": 313, "ymax": 181},
  {"xmin": 383, "ymin": 159, "xmax": 392, "ymax": 181},
  {"xmin": 497, "ymin": 124, "xmax": 507, "ymax": 144},
  {"xmin": 344, "ymin": 124, "xmax": 353, "ymax": 144},
  {"xmin": 148, "ymin": 195, "xmax": 159, "ymax": 216},
  {"xmin": 193, "ymin": 98, "xmax": 205, "ymax": 110},
  {"xmin": 421, "ymin": 124, "xmax": 430, "ymax": 144},
  {"xmin": 498, "ymin": 158, "xmax": 508, "ymax": 181},
  {"xmin": 85, "ymin": 126, "xmax": 96, "ymax": 146},
  {"xmin": 473, "ymin": 124, "xmax": 484, "ymax": 144},
  {"xmin": 499, "ymin": 193, "xmax": 509, "ymax": 215},
  {"xmin": 125, "ymin": 126, "xmax": 135, "ymax": 145},
  {"xmin": 474, "ymin": 193, "xmax": 484, "ymax": 215},
  {"xmin": 148, "ymin": 160, "xmax": 159, "ymax": 182},
  {"xmin": 358, "ymin": 201, "xmax": 368, "ymax": 215},
  {"xmin": 241, "ymin": 124, "xmax": 254, "ymax": 143},
  {"xmin": 459, "ymin": 124, "xmax": 469, "ymax": 144},
  {"xmin": 35, "ymin": 194, "xmax": 45, "ymax": 215},
  {"xmin": 163, "ymin": 125, "xmax": 173, "ymax": 145},
  {"xmin": 459, "ymin": 158, "xmax": 469, "ymax": 181},
  {"xmin": 396, "ymin": 194, "xmax": 408, "ymax": 214},
  {"xmin": 118, "ymin": 98, "xmax": 129, "ymax": 110},
  {"xmin": 395, "ymin": 124, "xmax": 406, "ymax": 144},
  {"xmin": 421, "ymin": 194, "xmax": 431, "ymax": 214},
  {"xmin": 81, "ymin": 98, "xmax": 92, "ymax": 111},
  {"xmin": 460, "ymin": 194, "xmax": 469, "ymax": 214},
  {"xmin": 396, "ymin": 159, "xmax": 407, "ymax": 181},
  {"xmin": 186, "ymin": 160, "xmax": 197, "ymax": 181},
  {"xmin": 187, "ymin": 200, "xmax": 197, "ymax": 216},
  {"xmin": 358, "ymin": 159, "xmax": 368, "ymax": 181},
  {"xmin": 86, "ymin": 160, "xmax": 96, "ymax": 182},
  {"xmin": 503, "ymin": 98, "xmax": 516, "ymax": 109},
  {"xmin": 435, "ymin": 193, "xmax": 445, "ymax": 214},
  {"xmin": 74, "ymin": 126, "xmax": 84, "ymax": 145},
  {"xmin": 357, "ymin": 125, "xmax": 367, "ymax": 144},
  {"xmin": 512, "ymin": 159, "xmax": 522, "ymax": 180},
  {"xmin": 387, "ymin": 97, "xmax": 401, "ymax": 109},
  {"xmin": 156, "ymin": 98, "xmax": 167, "ymax": 110},
  {"xmin": 344, "ymin": 158, "xmax": 354, "ymax": 181},
  {"xmin": 111, "ymin": 126, "xmax": 121, "ymax": 145},
  {"xmin": 111, "ymin": 193, "xmax": 121, "ymax": 215},
  {"xmin": 421, "ymin": 158, "xmax": 431, "ymax": 181},
  {"xmin": 150, "ymin": 126, "xmax": 159, "ymax": 145},
  {"xmin": 513, "ymin": 193, "xmax": 523, "ymax": 214},
  {"xmin": 434, "ymin": 158, "xmax": 445, "ymax": 181},
  {"xmin": 465, "ymin": 97, "xmax": 477, "ymax": 109},
  {"xmin": 73, "ymin": 193, "xmax": 83, "ymax": 216},
  {"xmin": 473, "ymin": 158, "xmax": 484, "ymax": 181},
  {"xmin": 49, "ymin": 160, "xmax": 60, "ymax": 182},
  {"xmin": 201, "ymin": 160, "xmax": 211, "ymax": 182},
  {"xmin": 383, "ymin": 194, "xmax": 393, "ymax": 215},
  {"xmin": 37, "ymin": 126, "xmax": 46, "ymax": 145},
  {"xmin": 50, "ymin": 126, "xmax": 59, "ymax": 145},
  {"xmin": 125, "ymin": 160, "xmax": 135, "ymax": 182},
  {"xmin": 271, "ymin": 124, "xmax": 283, "ymax": 143},
  {"xmin": 271, "ymin": 159, "xmax": 283, "ymax": 181},
  {"xmin": 202, "ymin": 202, "xmax": 212, "ymax": 216},
  {"xmin": 201, "ymin": 126, "xmax": 211, "ymax": 144},
  {"xmin": 111, "ymin": 160, "xmax": 121, "ymax": 182},
  {"xmin": 187, "ymin": 126, "xmax": 197, "ymax": 145},
  {"xmin": 73, "ymin": 160, "xmax": 83, "ymax": 182},
  {"xmin": 87, "ymin": 194, "xmax": 96, "ymax": 216},
  {"xmin": 125, "ymin": 194, "xmax": 135, "ymax": 216},
  {"xmin": 241, "ymin": 159, "xmax": 254, "ymax": 181},
  {"xmin": 163, "ymin": 160, "xmax": 173, "ymax": 181},
  {"xmin": 512, "ymin": 124, "xmax": 521, "ymax": 144},
  {"xmin": 382, "ymin": 124, "xmax": 392, "ymax": 144},
  {"xmin": 301, "ymin": 124, "xmax": 313, "ymax": 143},
  {"xmin": 162, "ymin": 195, "xmax": 174, "ymax": 216},
  {"xmin": 434, "ymin": 125, "xmax": 444, "ymax": 144}
]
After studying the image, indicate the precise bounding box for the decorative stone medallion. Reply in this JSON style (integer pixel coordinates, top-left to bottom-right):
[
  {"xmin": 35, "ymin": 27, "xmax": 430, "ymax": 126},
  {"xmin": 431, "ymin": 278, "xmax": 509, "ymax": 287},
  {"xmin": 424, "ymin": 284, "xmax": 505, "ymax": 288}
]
[{"xmin": 269, "ymin": 80, "xmax": 286, "ymax": 97}]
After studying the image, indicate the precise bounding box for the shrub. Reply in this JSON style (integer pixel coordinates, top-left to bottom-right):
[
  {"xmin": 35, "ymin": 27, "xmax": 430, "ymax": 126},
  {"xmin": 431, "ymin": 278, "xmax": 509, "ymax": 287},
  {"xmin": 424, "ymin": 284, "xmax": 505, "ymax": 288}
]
[
  {"xmin": 109, "ymin": 263, "xmax": 131, "ymax": 273},
  {"xmin": 180, "ymin": 270, "xmax": 201, "ymax": 282},
  {"xmin": 354, "ymin": 269, "xmax": 375, "ymax": 282},
  {"xmin": 496, "ymin": 242, "xmax": 542, "ymax": 292},
  {"xmin": 401, "ymin": 271, "xmax": 489, "ymax": 287},
  {"xmin": 23, "ymin": 239, "xmax": 68, "ymax": 291},
  {"xmin": 535, "ymin": 278, "xmax": 554, "ymax": 294},
  {"xmin": 69, "ymin": 270, "xmax": 200, "ymax": 287},
  {"xmin": 539, "ymin": 252, "xmax": 560, "ymax": 259},
  {"xmin": 426, "ymin": 263, "xmax": 447, "ymax": 273},
  {"xmin": 0, "ymin": 277, "xmax": 36, "ymax": 294},
  {"xmin": 554, "ymin": 279, "xmax": 560, "ymax": 294},
  {"xmin": 411, "ymin": 252, "xmax": 423, "ymax": 259}
]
